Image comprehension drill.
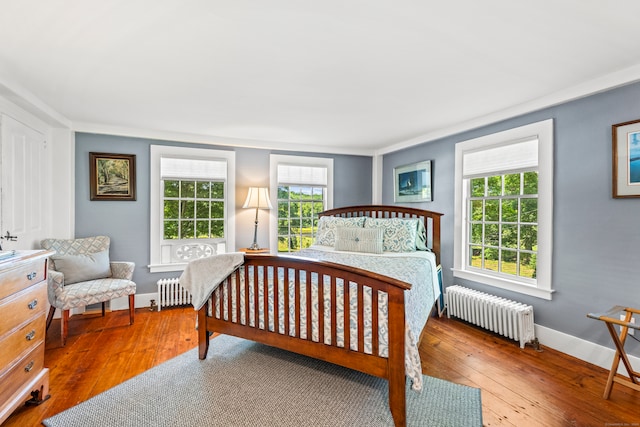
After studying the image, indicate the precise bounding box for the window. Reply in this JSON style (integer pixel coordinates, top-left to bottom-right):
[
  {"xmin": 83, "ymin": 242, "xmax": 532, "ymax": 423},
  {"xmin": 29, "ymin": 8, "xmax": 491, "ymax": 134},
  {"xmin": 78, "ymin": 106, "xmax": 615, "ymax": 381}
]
[
  {"xmin": 468, "ymin": 171, "xmax": 538, "ymax": 278},
  {"xmin": 270, "ymin": 155, "xmax": 333, "ymax": 253},
  {"xmin": 453, "ymin": 119, "xmax": 553, "ymax": 300},
  {"xmin": 149, "ymin": 146, "xmax": 235, "ymax": 273}
]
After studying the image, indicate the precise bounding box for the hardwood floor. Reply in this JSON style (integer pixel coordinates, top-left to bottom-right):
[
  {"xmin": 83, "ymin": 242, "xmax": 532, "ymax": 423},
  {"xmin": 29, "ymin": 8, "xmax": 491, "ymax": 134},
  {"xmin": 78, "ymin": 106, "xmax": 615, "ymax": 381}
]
[{"xmin": 3, "ymin": 307, "xmax": 638, "ymax": 426}]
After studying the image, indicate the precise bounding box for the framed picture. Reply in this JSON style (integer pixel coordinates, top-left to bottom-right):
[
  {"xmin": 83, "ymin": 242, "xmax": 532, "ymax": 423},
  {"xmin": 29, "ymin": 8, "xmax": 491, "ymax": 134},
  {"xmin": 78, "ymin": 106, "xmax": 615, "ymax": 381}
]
[
  {"xmin": 612, "ymin": 119, "xmax": 640, "ymax": 198},
  {"xmin": 90, "ymin": 152, "xmax": 136, "ymax": 201},
  {"xmin": 393, "ymin": 160, "xmax": 432, "ymax": 202}
]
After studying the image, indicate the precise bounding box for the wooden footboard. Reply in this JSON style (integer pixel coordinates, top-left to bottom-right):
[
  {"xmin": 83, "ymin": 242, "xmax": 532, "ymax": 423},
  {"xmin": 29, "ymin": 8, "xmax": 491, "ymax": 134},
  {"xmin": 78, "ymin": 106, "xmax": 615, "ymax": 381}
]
[
  {"xmin": 198, "ymin": 254, "xmax": 410, "ymax": 426},
  {"xmin": 196, "ymin": 205, "xmax": 443, "ymax": 427}
]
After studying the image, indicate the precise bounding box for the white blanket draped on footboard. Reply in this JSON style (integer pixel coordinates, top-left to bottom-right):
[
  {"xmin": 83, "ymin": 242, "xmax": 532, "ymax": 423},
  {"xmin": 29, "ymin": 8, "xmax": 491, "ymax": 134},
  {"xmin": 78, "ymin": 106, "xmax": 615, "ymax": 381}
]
[{"xmin": 208, "ymin": 246, "xmax": 438, "ymax": 391}]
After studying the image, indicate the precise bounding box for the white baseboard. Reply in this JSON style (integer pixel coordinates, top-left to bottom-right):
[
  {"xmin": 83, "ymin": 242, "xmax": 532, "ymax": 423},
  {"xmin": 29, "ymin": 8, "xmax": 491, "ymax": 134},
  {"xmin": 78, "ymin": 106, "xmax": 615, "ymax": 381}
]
[
  {"xmin": 535, "ymin": 324, "xmax": 640, "ymax": 375},
  {"xmin": 110, "ymin": 292, "xmax": 157, "ymax": 311}
]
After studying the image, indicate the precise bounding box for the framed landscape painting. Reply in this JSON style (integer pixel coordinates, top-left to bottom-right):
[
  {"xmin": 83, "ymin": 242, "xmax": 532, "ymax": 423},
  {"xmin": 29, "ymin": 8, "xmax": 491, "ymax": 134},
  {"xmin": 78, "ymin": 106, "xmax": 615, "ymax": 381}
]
[
  {"xmin": 90, "ymin": 152, "xmax": 136, "ymax": 201},
  {"xmin": 612, "ymin": 119, "xmax": 640, "ymax": 198},
  {"xmin": 394, "ymin": 160, "xmax": 432, "ymax": 202}
]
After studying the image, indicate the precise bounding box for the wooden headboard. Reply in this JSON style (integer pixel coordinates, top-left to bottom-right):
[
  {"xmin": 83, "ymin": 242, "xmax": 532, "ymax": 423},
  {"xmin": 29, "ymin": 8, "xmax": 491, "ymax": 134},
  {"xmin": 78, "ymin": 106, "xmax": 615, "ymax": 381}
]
[{"xmin": 319, "ymin": 205, "xmax": 443, "ymax": 265}]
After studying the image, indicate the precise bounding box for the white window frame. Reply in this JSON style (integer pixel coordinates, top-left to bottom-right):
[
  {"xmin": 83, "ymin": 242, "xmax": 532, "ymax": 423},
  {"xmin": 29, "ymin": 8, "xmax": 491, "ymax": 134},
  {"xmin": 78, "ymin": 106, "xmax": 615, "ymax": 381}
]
[
  {"xmin": 453, "ymin": 119, "xmax": 554, "ymax": 300},
  {"xmin": 149, "ymin": 145, "xmax": 235, "ymax": 273},
  {"xmin": 269, "ymin": 154, "xmax": 334, "ymax": 252}
]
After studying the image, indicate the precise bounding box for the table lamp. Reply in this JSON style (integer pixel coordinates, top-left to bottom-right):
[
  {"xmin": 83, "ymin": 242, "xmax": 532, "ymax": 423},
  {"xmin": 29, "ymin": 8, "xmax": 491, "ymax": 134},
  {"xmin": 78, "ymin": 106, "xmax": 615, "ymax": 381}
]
[{"xmin": 243, "ymin": 187, "xmax": 273, "ymax": 250}]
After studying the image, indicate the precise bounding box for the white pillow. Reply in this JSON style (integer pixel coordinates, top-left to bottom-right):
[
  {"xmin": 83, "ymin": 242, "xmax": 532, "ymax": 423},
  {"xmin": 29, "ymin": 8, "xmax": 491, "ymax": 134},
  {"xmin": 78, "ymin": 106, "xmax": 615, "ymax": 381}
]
[
  {"xmin": 51, "ymin": 250, "xmax": 112, "ymax": 285},
  {"xmin": 363, "ymin": 218, "xmax": 418, "ymax": 252},
  {"xmin": 334, "ymin": 227, "xmax": 384, "ymax": 254},
  {"xmin": 315, "ymin": 216, "xmax": 365, "ymax": 246}
]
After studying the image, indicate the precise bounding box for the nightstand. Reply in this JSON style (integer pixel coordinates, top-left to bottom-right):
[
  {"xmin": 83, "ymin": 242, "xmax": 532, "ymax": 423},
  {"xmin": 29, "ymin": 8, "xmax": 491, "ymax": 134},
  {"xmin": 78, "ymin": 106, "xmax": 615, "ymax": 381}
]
[{"xmin": 239, "ymin": 248, "xmax": 270, "ymax": 255}]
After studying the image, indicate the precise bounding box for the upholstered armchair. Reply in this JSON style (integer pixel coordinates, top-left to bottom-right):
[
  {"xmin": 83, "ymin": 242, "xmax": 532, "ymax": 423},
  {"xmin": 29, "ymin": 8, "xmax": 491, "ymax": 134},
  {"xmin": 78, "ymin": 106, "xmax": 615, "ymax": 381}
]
[{"xmin": 41, "ymin": 236, "xmax": 136, "ymax": 346}]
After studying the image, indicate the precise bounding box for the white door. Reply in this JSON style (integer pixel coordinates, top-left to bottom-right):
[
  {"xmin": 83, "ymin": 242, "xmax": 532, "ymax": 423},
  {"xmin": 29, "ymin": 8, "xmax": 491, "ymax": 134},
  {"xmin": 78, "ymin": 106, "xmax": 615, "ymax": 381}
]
[{"xmin": 0, "ymin": 114, "xmax": 47, "ymax": 250}]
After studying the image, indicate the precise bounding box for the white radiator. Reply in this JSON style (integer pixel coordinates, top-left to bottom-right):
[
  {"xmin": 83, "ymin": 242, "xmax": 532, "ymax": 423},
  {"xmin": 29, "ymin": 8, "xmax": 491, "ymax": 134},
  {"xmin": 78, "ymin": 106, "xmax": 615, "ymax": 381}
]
[
  {"xmin": 156, "ymin": 278, "xmax": 192, "ymax": 311},
  {"xmin": 445, "ymin": 285, "xmax": 535, "ymax": 349}
]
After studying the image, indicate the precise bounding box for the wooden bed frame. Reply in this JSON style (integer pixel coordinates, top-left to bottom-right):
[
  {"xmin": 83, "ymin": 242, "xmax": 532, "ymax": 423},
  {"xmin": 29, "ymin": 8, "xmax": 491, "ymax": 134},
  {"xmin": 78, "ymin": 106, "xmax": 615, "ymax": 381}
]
[{"xmin": 197, "ymin": 205, "xmax": 442, "ymax": 427}]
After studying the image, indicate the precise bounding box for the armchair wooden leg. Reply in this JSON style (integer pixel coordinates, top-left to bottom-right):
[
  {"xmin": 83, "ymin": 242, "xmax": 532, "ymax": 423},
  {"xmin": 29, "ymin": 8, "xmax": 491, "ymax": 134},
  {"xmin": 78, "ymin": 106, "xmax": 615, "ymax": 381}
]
[
  {"xmin": 61, "ymin": 309, "xmax": 70, "ymax": 346},
  {"xmin": 46, "ymin": 306, "xmax": 56, "ymax": 331},
  {"xmin": 128, "ymin": 294, "xmax": 135, "ymax": 325},
  {"xmin": 101, "ymin": 302, "xmax": 106, "ymax": 317}
]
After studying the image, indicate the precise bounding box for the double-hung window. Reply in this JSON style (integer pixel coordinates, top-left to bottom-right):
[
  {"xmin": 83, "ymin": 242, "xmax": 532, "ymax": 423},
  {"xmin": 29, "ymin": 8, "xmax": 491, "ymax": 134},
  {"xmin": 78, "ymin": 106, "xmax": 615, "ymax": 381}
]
[
  {"xmin": 453, "ymin": 119, "xmax": 554, "ymax": 299},
  {"xmin": 149, "ymin": 145, "xmax": 235, "ymax": 272},
  {"xmin": 269, "ymin": 155, "xmax": 333, "ymax": 253}
]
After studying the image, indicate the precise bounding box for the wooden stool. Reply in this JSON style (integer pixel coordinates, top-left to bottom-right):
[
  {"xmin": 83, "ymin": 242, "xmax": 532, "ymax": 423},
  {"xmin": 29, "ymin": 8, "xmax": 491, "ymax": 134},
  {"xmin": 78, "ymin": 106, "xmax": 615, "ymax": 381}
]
[{"xmin": 587, "ymin": 306, "xmax": 640, "ymax": 398}]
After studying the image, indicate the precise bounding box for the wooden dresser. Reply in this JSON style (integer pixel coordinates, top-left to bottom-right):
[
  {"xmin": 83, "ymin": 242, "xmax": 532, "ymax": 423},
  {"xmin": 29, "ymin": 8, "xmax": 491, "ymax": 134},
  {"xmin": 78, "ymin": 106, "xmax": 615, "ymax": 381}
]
[{"xmin": 0, "ymin": 250, "xmax": 53, "ymax": 425}]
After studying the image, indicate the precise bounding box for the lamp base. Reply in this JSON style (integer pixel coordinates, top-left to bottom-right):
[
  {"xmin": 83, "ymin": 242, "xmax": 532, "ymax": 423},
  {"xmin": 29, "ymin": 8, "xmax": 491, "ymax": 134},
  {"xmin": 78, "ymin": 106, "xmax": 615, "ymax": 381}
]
[{"xmin": 248, "ymin": 242, "xmax": 261, "ymax": 250}]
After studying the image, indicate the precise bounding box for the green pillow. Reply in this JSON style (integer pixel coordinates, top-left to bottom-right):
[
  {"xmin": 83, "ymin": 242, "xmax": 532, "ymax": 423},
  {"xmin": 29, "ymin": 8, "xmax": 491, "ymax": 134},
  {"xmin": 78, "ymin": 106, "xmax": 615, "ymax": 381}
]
[{"xmin": 51, "ymin": 250, "xmax": 112, "ymax": 285}]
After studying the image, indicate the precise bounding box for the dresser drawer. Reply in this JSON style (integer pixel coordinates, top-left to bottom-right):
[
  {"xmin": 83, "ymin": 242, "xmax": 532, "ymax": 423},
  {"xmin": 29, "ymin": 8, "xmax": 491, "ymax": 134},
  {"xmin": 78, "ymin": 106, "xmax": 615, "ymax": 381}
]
[
  {"xmin": 0, "ymin": 315, "xmax": 45, "ymax": 373},
  {"xmin": 0, "ymin": 281, "xmax": 47, "ymax": 339},
  {"xmin": 0, "ymin": 342, "xmax": 45, "ymax": 406},
  {"xmin": 0, "ymin": 257, "xmax": 47, "ymax": 301}
]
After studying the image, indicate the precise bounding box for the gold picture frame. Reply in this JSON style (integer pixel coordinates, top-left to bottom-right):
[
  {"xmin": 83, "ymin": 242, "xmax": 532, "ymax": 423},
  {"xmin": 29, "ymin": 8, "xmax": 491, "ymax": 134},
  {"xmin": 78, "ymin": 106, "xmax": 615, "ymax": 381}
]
[
  {"xmin": 90, "ymin": 152, "xmax": 136, "ymax": 201},
  {"xmin": 612, "ymin": 119, "xmax": 640, "ymax": 198}
]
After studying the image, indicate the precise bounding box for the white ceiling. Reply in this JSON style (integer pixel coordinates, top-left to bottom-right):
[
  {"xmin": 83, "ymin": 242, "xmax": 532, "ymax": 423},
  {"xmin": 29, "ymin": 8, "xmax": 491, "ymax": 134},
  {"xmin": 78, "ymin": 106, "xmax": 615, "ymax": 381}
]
[{"xmin": 2, "ymin": 0, "xmax": 640, "ymax": 155}]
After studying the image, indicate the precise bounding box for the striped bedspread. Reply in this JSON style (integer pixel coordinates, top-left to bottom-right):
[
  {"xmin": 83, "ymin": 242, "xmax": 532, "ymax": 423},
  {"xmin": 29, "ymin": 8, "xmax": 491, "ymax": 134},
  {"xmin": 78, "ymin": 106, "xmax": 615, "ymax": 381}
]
[{"xmin": 212, "ymin": 246, "xmax": 438, "ymax": 391}]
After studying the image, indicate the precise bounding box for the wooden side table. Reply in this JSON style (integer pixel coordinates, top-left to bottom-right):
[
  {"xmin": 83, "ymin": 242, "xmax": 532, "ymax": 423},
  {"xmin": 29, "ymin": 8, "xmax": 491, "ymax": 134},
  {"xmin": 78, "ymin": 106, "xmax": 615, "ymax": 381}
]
[
  {"xmin": 239, "ymin": 248, "xmax": 270, "ymax": 255},
  {"xmin": 588, "ymin": 305, "xmax": 640, "ymax": 398}
]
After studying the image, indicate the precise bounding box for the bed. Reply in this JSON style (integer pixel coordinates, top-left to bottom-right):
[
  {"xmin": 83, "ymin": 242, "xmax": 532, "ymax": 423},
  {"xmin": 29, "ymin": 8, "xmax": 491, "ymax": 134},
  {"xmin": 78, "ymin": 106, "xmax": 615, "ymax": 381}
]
[{"xmin": 193, "ymin": 205, "xmax": 442, "ymax": 427}]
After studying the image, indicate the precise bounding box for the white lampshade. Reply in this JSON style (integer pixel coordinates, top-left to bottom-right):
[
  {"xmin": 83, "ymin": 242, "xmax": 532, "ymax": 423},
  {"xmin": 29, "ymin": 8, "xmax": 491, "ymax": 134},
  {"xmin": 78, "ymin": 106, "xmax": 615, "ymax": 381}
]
[{"xmin": 243, "ymin": 187, "xmax": 273, "ymax": 210}]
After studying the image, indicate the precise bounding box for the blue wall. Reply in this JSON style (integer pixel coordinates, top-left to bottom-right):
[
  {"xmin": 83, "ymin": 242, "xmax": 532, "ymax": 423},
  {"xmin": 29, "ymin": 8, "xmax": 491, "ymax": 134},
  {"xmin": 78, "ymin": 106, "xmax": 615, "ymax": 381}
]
[
  {"xmin": 75, "ymin": 80, "xmax": 640, "ymax": 352},
  {"xmin": 75, "ymin": 134, "xmax": 372, "ymax": 294},
  {"xmin": 382, "ymin": 81, "xmax": 640, "ymax": 351}
]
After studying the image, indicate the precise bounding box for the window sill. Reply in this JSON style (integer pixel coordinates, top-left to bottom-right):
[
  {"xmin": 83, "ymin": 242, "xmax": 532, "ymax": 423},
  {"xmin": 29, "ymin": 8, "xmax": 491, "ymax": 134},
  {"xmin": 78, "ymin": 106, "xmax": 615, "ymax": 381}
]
[
  {"xmin": 148, "ymin": 263, "xmax": 188, "ymax": 274},
  {"xmin": 452, "ymin": 268, "xmax": 554, "ymax": 300}
]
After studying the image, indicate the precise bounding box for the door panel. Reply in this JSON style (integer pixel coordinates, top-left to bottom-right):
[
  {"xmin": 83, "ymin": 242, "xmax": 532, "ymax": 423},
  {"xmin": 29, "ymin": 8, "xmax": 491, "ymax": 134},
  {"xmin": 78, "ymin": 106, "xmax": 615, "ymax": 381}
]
[{"xmin": 1, "ymin": 114, "xmax": 46, "ymax": 250}]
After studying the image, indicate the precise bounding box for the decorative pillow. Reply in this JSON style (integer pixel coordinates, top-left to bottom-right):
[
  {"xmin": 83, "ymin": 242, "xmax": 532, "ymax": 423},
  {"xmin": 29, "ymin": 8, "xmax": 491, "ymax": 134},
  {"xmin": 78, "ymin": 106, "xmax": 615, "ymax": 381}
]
[
  {"xmin": 416, "ymin": 219, "xmax": 429, "ymax": 251},
  {"xmin": 51, "ymin": 249, "xmax": 112, "ymax": 285},
  {"xmin": 363, "ymin": 218, "xmax": 418, "ymax": 252},
  {"xmin": 334, "ymin": 227, "xmax": 384, "ymax": 254},
  {"xmin": 315, "ymin": 216, "xmax": 365, "ymax": 247}
]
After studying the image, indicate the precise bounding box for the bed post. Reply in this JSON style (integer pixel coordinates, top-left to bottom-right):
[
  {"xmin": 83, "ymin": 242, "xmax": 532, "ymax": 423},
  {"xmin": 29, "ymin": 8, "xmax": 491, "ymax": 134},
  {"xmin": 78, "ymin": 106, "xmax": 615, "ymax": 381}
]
[
  {"xmin": 198, "ymin": 304, "xmax": 209, "ymax": 360},
  {"xmin": 430, "ymin": 213, "xmax": 442, "ymax": 266},
  {"xmin": 387, "ymin": 288, "xmax": 406, "ymax": 427}
]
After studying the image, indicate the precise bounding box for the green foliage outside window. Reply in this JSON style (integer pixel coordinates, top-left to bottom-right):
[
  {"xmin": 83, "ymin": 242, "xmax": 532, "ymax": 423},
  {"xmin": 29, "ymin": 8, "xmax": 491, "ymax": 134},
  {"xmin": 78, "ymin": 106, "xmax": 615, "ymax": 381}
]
[
  {"xmin": 468, "ymin": 172, "xmax": 538, "ymax": 279},
  {"xmin": 163, "ymin": 180, "xmax": 225, "ymax": 240},
  {"xmin": 277, "ymin": 185, "xmax": 324, "ymax": 252}
]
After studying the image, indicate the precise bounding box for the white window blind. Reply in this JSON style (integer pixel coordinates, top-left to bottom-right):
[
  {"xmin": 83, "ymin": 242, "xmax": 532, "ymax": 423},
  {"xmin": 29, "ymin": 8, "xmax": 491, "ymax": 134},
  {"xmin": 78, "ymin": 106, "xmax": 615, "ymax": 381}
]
[
  {"xmin": 161, "ymin": 157, "xmax": 227, "ymax": 180},
  {"xmin": 277, "ymin": 164, "xmax": 327, "ymax": 186},
  {"xmin": 462, "ymin": 137, "xmax": 538, "ymax": 178}
]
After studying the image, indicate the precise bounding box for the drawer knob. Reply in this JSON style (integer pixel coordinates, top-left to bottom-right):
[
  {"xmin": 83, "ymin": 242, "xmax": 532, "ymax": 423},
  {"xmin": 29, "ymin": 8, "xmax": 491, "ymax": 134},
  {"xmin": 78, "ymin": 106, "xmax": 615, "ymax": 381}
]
[
  {"xmin": 24, "ymin": 361, "xmax": 34, "ymax": 372},
  {"xmin": 27, "ymin": 272, "xmax": 37, "ymax": 280},
  {"xmin": 26, "ymin": 330, "xmax": 36, "ymax": 341},
  {"xmin": 27, "ymin": 299, "xmax": 38, "ymax": 310}
]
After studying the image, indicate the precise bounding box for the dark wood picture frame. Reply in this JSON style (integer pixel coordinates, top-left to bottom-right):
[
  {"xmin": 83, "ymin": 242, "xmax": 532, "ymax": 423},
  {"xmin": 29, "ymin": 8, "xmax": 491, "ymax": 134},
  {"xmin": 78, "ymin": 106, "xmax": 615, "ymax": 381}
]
[
  {"xmin": 612, "ymin": 119, "xmax": 640, "ymax": 198},
  {"xmin": 90, "ymin": 152, "xmax": 136, "ymax": 201}
]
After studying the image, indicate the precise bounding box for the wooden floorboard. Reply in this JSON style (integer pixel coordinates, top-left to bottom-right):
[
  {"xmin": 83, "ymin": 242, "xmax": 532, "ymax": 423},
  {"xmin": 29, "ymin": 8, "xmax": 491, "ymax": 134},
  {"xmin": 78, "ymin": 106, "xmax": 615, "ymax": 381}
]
[
  {"xmin": 3, "ymin": 307, "xmax": 638, "ymax": 426},
  {"xmin": 421, "ymin": 316, "xmax": 640, "ymax": 426}
]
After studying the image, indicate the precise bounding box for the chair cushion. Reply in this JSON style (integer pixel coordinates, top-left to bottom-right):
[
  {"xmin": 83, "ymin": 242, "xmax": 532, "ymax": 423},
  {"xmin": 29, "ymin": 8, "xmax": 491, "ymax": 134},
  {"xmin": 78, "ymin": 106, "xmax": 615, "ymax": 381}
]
[
  {"xmin": 54, "ymin": 278, "xmax": 136, "ymax": 310},
  {"xmin": 51, "ymin": 249, "xmax": 112, "ymax": 285}
]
